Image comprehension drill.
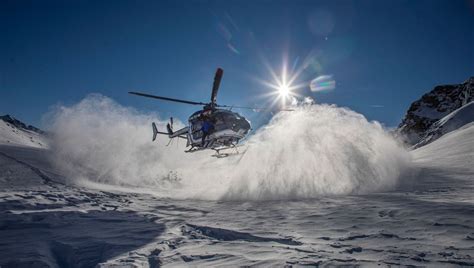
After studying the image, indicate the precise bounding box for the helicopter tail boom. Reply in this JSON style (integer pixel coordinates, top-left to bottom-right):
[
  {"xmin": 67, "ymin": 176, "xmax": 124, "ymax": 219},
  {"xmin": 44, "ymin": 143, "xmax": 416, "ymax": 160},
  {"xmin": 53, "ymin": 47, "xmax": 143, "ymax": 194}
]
[{"xmin": 151, "ymin": 119, "xmax": 188, "ymax": 142}]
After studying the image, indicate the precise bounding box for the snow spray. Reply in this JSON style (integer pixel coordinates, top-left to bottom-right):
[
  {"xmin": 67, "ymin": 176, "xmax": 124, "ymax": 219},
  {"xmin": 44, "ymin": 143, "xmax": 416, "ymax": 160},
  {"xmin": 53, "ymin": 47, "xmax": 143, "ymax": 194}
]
[{"xmin": 47, "ymin": 95, "xmax": 409, "ymax": 200}]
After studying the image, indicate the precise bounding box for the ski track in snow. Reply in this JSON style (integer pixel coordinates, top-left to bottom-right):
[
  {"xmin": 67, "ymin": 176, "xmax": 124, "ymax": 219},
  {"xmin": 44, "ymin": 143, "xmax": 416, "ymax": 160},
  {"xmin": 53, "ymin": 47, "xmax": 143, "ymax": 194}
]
[{"xmin": 1, "ymin": 104, "xmax": 474, "ymax": 266}]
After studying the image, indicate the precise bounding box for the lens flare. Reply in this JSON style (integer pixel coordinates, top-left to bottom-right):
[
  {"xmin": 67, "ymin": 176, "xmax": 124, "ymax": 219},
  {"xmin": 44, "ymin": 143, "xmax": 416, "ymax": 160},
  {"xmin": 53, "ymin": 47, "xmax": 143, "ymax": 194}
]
[{"xmin": 310, "ymin": 75, "xmax": 336, "ymax": 92}]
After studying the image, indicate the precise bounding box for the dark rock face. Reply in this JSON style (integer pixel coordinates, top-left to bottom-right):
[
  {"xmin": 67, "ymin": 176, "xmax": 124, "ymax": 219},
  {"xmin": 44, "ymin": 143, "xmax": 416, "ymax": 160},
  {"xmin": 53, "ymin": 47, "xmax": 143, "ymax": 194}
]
[
  {"xmin": 0, "ymin": 114, "xmax": 44, "ymax": 134},
  {"xmin": 397, "ymin": 77, "xmax": 473, "ymax": 145}
]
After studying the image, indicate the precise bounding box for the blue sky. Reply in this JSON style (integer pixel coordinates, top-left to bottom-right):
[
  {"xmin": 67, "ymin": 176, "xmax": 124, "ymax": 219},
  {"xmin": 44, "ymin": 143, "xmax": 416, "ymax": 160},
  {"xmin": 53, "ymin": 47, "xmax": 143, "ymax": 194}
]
[{"xmin": 1, "ymin": 0, "xmax": 473, "ymax": 128}]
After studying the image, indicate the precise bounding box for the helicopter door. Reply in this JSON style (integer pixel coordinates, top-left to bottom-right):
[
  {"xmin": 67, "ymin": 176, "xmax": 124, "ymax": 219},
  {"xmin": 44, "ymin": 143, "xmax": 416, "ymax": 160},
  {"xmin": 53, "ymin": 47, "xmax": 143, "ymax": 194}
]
[{"xmin": 190, "ymin": 120, "xmax": 203, "ymax": 142}]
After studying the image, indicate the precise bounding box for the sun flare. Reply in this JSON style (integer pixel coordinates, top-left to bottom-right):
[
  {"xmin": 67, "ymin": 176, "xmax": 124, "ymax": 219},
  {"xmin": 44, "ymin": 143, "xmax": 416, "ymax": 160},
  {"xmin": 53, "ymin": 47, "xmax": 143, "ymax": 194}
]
[
  {"xmin": 278, "ymin": 84, "xmax": 290, "ymax": 98},
  {"xmin": 253, "ymin": 56, "xmax": 310, "ymax": 109}
]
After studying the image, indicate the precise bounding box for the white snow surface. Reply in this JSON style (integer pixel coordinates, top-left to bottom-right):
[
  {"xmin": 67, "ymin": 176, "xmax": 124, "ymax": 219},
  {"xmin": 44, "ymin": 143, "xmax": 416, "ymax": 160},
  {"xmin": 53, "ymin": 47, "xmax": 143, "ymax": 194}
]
[
  {"xmin": 1, "ymin": 96, "xmax": 473, "ymax": 267},
  {"xmin": 412, "ymin": 122, "xmax": 474, "ymax": 174},
  {"xmin": 0, "ymin": 120, "xmax": 48, "ymax": 148}
]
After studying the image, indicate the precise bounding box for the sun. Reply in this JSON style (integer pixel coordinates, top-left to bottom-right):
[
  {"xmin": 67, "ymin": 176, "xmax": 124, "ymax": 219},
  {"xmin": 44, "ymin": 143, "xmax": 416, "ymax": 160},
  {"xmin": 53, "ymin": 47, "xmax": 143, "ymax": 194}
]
[
  {"xmin": 278, "ymin": 84, "xmax": 290, "ymax": 98},
  {"xmin": 254, "ymin": 57, "xmax": 308, "ymax": 109}
]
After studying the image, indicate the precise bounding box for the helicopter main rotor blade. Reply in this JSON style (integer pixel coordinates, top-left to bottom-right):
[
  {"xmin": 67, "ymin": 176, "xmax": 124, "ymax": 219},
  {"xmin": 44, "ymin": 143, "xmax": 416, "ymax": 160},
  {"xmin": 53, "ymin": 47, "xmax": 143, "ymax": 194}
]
[
  {"xmin": 211, "ymin": 68, "xmax": 224, "ymax": 105},
  {"xmin": 216, "ymin": 104, "xmax": 294, "ymax": 111},
  {"xmin": 129, "ymin": 92, "xmax": 207, "ymax": 106}
]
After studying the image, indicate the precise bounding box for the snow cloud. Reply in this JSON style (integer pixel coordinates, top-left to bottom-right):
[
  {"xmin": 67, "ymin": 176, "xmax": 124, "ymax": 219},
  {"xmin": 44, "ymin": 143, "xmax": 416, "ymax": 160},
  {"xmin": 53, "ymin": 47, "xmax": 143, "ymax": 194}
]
[{"xmin": 46, "ymin": 95, "xmax": 409, "ymax": 201}]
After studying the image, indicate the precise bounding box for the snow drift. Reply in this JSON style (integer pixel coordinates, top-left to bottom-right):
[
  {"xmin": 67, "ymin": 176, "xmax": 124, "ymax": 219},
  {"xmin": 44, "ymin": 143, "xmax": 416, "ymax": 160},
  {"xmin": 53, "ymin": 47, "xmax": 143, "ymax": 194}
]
[{"xmin": 47, "ymin": 95, "xmax": 409, "ymax": 200}]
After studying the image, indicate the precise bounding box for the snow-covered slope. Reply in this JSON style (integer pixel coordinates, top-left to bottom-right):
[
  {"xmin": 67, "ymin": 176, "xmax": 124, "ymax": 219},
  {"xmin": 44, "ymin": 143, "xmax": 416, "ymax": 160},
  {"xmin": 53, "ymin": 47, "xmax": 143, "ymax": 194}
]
[
  {"xmin": 0, "ymin": 115, "xmax": 48, "ymax": 148},
  {"xmin": 412, "ymin": 122, "xmax": 474, "ymax": 174},
  {"xmin": 398, "ymin": 77, "xmax": 473, "ymax": 145},
  {"xmin": 414, "ymin": 101, "xmax": 474, "ymax": 148}
]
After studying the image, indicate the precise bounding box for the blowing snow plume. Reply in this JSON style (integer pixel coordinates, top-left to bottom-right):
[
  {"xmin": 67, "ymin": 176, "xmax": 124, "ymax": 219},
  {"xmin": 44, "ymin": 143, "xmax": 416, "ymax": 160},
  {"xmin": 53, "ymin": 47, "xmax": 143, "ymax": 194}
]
[
  {"xmin": 47, "ymin": 95, "xmax": 409, "ymax": 200},
  {"xmin": 221, "ymin": 105, "xmax": 409, "ymax": 200},
  {"xmin": 47, "ymin": 95, "xmax": 188, "ymax": 188}
]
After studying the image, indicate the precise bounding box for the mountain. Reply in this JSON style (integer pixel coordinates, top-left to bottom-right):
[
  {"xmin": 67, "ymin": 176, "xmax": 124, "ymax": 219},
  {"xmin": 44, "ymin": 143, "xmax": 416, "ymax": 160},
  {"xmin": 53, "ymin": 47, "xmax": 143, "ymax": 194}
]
[
  {"xmin": 397, "ymin": 77, "xmax": 474, "ymax": 147},
  {"xmin": 0, "ymin": 115, "xmax": 48, "ymax": 148}
]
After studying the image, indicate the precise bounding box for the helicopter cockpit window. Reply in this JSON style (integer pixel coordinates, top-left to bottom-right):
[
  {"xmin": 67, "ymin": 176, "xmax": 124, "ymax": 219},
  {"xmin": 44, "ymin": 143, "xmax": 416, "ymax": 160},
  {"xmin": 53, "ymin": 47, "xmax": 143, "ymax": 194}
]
[
  {"xmin": 189, "ymin": 111, "xmax": 249, "ymax": 139},
  {"xmin": 212, "ymin": 113, "xmax": 229, "ymax": 131}
]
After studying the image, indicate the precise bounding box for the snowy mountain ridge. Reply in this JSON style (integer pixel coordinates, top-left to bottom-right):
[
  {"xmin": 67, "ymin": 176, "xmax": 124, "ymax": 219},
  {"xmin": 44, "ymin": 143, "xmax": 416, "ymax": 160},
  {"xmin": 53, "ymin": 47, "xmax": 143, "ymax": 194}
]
[
  {"xmin": 397, "ymin": 77, "xmax": 474, "ymax": 146},
  {"xmin": 414, "ymin": 101, "xmax": 474, "ymax": 148},
  {"xmin": 0, "ymin": 114, "xmax": 48, "ymax": 148}
]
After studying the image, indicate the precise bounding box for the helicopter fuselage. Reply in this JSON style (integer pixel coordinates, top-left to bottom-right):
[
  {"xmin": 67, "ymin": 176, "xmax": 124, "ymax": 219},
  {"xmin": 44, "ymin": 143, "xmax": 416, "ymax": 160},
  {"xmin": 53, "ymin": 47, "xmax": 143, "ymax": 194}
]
[{"xmin": 185, "ymin": 109, "xmax": 251, "ymax": 149}]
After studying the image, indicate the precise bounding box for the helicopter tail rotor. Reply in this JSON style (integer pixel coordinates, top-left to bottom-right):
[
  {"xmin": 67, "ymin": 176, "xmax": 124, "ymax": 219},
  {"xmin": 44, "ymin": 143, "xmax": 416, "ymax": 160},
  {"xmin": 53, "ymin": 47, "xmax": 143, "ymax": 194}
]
[{"xmin": 166, "ymin": 117, "xmax": 174, "ymax": 136}]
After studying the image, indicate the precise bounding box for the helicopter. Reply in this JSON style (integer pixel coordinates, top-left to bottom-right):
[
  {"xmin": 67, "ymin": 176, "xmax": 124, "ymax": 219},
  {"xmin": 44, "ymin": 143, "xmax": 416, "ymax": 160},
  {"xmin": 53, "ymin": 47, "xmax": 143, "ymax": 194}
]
[{"xmin": 129, "ymin": 68, "xmax": 270, "ymax": 157}]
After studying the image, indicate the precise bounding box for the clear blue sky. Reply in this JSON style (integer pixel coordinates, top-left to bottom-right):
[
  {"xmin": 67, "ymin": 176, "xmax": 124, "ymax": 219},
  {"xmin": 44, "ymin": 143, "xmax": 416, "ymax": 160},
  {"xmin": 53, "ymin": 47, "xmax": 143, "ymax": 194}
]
[{"xmin": 1, "ymin": 0, "xmax": 473, "ymax": 127}]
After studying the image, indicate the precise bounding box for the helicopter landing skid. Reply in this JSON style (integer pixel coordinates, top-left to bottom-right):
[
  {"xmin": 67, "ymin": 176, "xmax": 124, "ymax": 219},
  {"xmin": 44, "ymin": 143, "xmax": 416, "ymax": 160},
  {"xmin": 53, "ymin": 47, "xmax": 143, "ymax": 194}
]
[
  {"xmin": 211, "ymin": 144, "xmax": 244, "ymax": 158},
  {"xmin": 184, "ymin": 147, "xmax": 203, "ymax": 153},
  {"xmin": 184, "ymin": 144, "xmax": 242, "ymax": 157}
]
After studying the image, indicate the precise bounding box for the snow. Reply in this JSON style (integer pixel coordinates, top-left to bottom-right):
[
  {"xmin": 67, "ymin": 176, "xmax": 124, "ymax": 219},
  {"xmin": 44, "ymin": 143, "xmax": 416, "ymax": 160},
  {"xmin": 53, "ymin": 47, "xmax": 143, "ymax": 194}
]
[
  {"xmin": 46, "ymin": 96, "xmax": 409, "ymax": 200},
  {"xmin": 412, "ymin": 122, "xmax": 474, "ymax": 175},
  {"xmin": 1, "ymin": 105, "xmax": 474, "ymax": 266},
  {"xmin": 0, "ymin": 120, "xmax": 48, "ymax": 149},
  {"xmin": 414, "ymin": 101, "xmax": 474, "ymax": 148}
]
